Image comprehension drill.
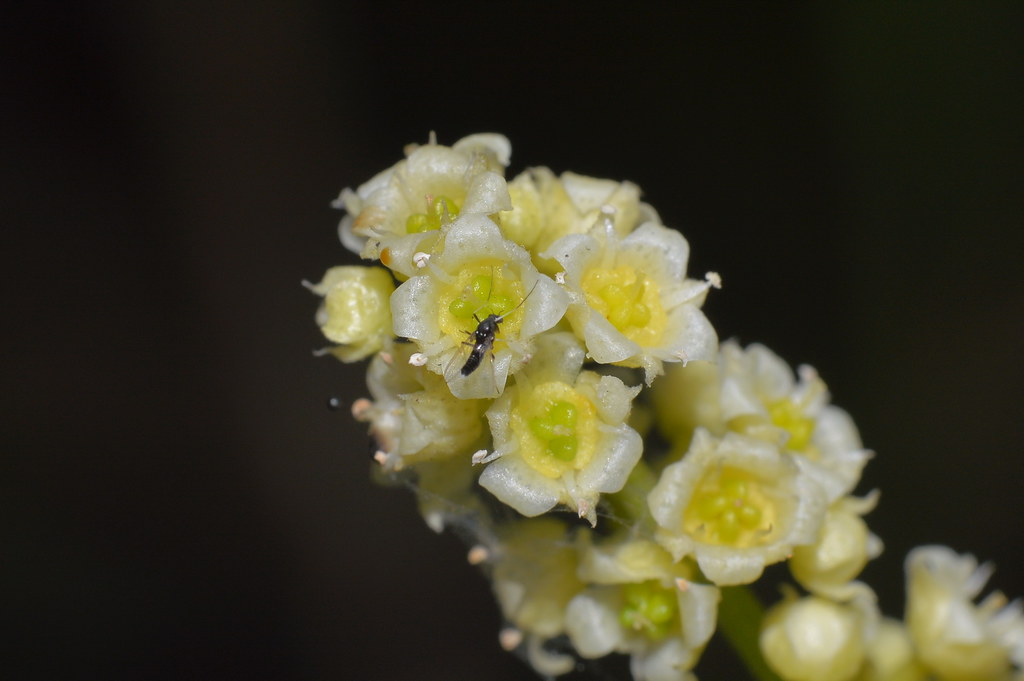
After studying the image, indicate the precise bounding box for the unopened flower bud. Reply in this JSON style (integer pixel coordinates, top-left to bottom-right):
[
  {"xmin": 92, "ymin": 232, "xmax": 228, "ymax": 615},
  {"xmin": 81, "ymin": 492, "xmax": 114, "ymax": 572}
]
[{"xmin": 760, "ymin": 593, "xmax": 866, "ymax": 681}]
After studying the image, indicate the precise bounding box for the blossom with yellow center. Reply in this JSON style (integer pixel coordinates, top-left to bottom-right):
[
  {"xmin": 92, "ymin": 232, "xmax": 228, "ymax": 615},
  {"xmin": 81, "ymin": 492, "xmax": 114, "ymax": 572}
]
[
  {"xmin": 718, "ymin": 340, "xmax": 872, "ymax": 503},
  {"xmin": 334, "ymin": 133, "xmax": 512, "ymax": 276},
  {"xmin": 544, "ymin": 220, "xmax": 717, "ymax": 385},
  {"xmin": 497, "ymin": 167, "xmax": 656, "ymax": 273},
  {"xmin": 647, "ymin": 428, "xmax": 827, "ymax": 585},
  {"xmin": 390, "ymin": 214, "xmax": 568, "ymax": 399},
  {"xmin": 477, "ymin": 333, "xmax": 642, "ymax": 525},
  {"xmin": 565, "ymin": 535, "xmax": 718, "ymax": 681}
]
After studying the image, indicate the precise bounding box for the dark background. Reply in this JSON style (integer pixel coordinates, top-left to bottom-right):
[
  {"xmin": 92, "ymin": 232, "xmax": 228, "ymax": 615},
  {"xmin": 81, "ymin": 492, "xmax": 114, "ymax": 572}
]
[{"xmin": 5, "ymin": 3, "xmax": 1023, "ymax": 680}]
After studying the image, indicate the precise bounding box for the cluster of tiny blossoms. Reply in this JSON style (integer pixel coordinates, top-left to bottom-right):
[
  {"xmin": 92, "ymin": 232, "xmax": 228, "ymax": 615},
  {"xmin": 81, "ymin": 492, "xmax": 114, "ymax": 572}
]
[{"xmin": 308, "ymin": 134, "xmax": 1024, "ymax": 681}]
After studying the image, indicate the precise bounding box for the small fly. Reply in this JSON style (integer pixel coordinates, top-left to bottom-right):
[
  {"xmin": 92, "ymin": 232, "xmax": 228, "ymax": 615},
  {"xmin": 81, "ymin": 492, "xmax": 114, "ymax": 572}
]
[{"xmin": 458, "ymin": 281, "xmax": 537, "ymax": 377}]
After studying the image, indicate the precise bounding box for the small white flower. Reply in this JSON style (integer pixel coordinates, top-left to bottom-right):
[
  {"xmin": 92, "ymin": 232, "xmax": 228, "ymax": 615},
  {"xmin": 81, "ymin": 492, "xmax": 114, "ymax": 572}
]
[
  {"xmin": 647, "ymin": 428, "xmax": 827, "ymax": 585},
  {"xmin": 478, "ymin": 333, "xmax": 642, "ymax": 525},
  {"xmin": 544, "ymin": 220, "xmax": 717, "ymax": 385},
  {"xmin": 497, "ymin": 168, "xmax": 657, "ymax": 270},
  {"xmin": 391, "ymin": 214, "xmax": 568, "ymax": 399},
  {"xmin": 337, "ymin": 133, "xmax": 512, "ymax": 275},
  {"xmin": 905, "ymin": 545, "xmax": 1024, "ymax": 681},
  {"xmin": 565, "ymin": 536, "xmax": 718, "ymax": 681},
  {"xmin": 718, "ymin": 340, "xmax": 872, "ymax": 502}
]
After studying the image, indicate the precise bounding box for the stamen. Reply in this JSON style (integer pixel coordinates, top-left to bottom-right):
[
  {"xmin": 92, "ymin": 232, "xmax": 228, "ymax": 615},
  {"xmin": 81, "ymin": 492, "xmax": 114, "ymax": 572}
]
[
  {"xmin": 499, "ymin": 628, "xmax": 523, "ymax": 651},
  {"xmin": 467, "ymin": 545, "xmax": 490, "ymax": 565}
]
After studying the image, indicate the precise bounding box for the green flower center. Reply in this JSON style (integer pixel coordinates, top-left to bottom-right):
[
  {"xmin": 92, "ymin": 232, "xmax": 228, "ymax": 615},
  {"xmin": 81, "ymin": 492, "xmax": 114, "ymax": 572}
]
[
  {"xmin": 447, "ymin": 274, "xmax": 515, "ymax": 321},
  {"xmin": 767, "ymin": 399, "xmax": 815, "ymax": 452},
  {"xmin": 528, "ymin": 400, "xmax": 579, "ymax": 461},
  {"xmin": 580, "ymin": 265, "xmax": 665, "ymax": 346},
  {"xmin": 406, "ymin": 195, "xmax": 460, "ymax": 233},
  {"xmin": 684, "ymin": 468, "xmax": 773, "ymax": 547},
  {"xmin": 618, "ymin": 581, "xmax": 677, "ymax": 640}
]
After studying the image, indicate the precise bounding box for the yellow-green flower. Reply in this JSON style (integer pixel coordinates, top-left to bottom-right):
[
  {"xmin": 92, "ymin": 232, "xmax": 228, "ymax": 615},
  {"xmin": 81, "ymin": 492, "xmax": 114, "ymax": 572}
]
[
  {"xmin": 335, "ymin": 133, "xmax": 512, "ymax": 275},
  {"xmin": 477, "ymin": 333, "xmax": 642, "ymax": 525},
  {"xmin": 544, "ymin": 220, "xmax": 717, "ymax": 385},
  {"xmin": 498, "ymin": 167, "xmax": 653, "ymax": 273},
  {"xmin": 720, "ymin": 341, "xmax": 872, "ymax": 502},
  {"xmin": 647, "ymin": 428, "xmax": 827, "ymax": 585},
  {"xmin": 391, "ymin": 214, "xmax": 568, "ymax": 399}
]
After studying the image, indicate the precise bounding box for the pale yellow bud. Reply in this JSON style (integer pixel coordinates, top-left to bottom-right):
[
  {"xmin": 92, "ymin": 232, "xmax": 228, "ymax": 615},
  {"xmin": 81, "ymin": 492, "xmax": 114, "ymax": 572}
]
[
  {"xmin": 760, "ymin": 594, "xmax": 866, "ymax": 681},
  {"xmin": 308, "ymin": 266, "xmax": 394, "ymax": 362},
  {"xmin": 790, "ymin": 494, "xmax": 883, "ymax": 600}
]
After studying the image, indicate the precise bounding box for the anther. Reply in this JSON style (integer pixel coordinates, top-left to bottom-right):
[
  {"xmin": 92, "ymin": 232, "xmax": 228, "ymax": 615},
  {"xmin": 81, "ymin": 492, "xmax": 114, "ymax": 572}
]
[
  {"xmin": 351, "ymin": 398, "xmax": 373, "ymax": 420},
  {"xmin": 467, "ymin": 545, "xmax": 490, "ymax": 565},
  {"xmin": 499, "ymin": 627, "xmax": 523, "ymax": 651}
]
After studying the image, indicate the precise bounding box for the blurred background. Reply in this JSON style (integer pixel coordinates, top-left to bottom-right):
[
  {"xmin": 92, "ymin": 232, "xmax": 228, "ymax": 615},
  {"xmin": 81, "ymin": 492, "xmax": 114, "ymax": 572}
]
[{"xmin": 5, "ymin": 3, "xmax": 1023, "ymax": 679}]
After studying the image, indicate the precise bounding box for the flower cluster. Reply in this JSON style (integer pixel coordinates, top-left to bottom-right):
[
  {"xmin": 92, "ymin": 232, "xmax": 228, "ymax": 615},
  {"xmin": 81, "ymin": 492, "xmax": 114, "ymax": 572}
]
[{"xmin": 309, "ymin": 134, "xmax": 1023, "ymax": 680}]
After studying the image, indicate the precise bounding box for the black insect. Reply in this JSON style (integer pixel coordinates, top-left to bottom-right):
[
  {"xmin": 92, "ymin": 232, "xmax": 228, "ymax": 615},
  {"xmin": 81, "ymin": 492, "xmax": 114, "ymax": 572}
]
[{"xmin": 458, "ymin": 282, "xmax": 537, "ymax": 377}]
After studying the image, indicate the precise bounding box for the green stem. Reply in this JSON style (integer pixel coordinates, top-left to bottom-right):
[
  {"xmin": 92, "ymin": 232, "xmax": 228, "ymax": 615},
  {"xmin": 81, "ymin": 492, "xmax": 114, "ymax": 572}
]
[{"xmin": 717, "ymin": 586, "xmax": 782, "ymax": 681}]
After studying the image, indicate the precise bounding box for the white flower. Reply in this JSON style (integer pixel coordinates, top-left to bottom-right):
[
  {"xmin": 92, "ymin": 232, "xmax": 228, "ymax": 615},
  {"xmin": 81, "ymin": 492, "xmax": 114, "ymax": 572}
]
[
  {"xmin": 647, "ymin": 428, "xmax": 827, "ymax": 585},
  {"xmin": 355, "ymin": 340, "xmax": 489, "ymax": 472},
  {"xmin": 905, "ymin": 545, "xmax": 1024, "ymax": 681},
  {"xmin": 564, "ymin": 536, "xmax": 718, "ymax": 681},
  {"xmin": 336, "ymin": 133, "xmax": 512, "ymax": 275},
  {"xmin": 718, "ymin": 341, "xmax": 872, "ymax": 502},
  {"xmin": 477, "ymin": 333, "xmax": 642, "ymax": 525},
  {"xmin": 544, "ymin": 220, "xmax": 717, "ymax": 384},
  {"xmin": 497, "ymin": 168, "xmax": 657, "ymax": 271},
  {"xmin": 391, "ymin": 214, "xmax": 568, "ymax": 399}
]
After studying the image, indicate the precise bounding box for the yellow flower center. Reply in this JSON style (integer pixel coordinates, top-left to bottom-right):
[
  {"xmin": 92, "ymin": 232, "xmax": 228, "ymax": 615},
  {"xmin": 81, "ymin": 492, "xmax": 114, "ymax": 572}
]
[
  {"xmin": 618, "ymin": 581, "xmax": 678, "ymax": 640},
  {"xmin": 438, "ymin": 263, "xmax": 526, "ymax": 345},
  {"xmin": 406, "ymin": 195, "xmax": 460, "ymax": 233},
  {"xmin": 580, "ymin": 265, "xmax": 665, "ymax": 346},
  {"xmin": 512, "ymin": 382, "xmax": 599, "ymax": 478},
  {"xmin": 684, "ymin": 467, "xmax": 776, "ymax": 547},
  {"xmin": 767, "ymin": 399, "xmax": 816, "ymax": 453}
]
